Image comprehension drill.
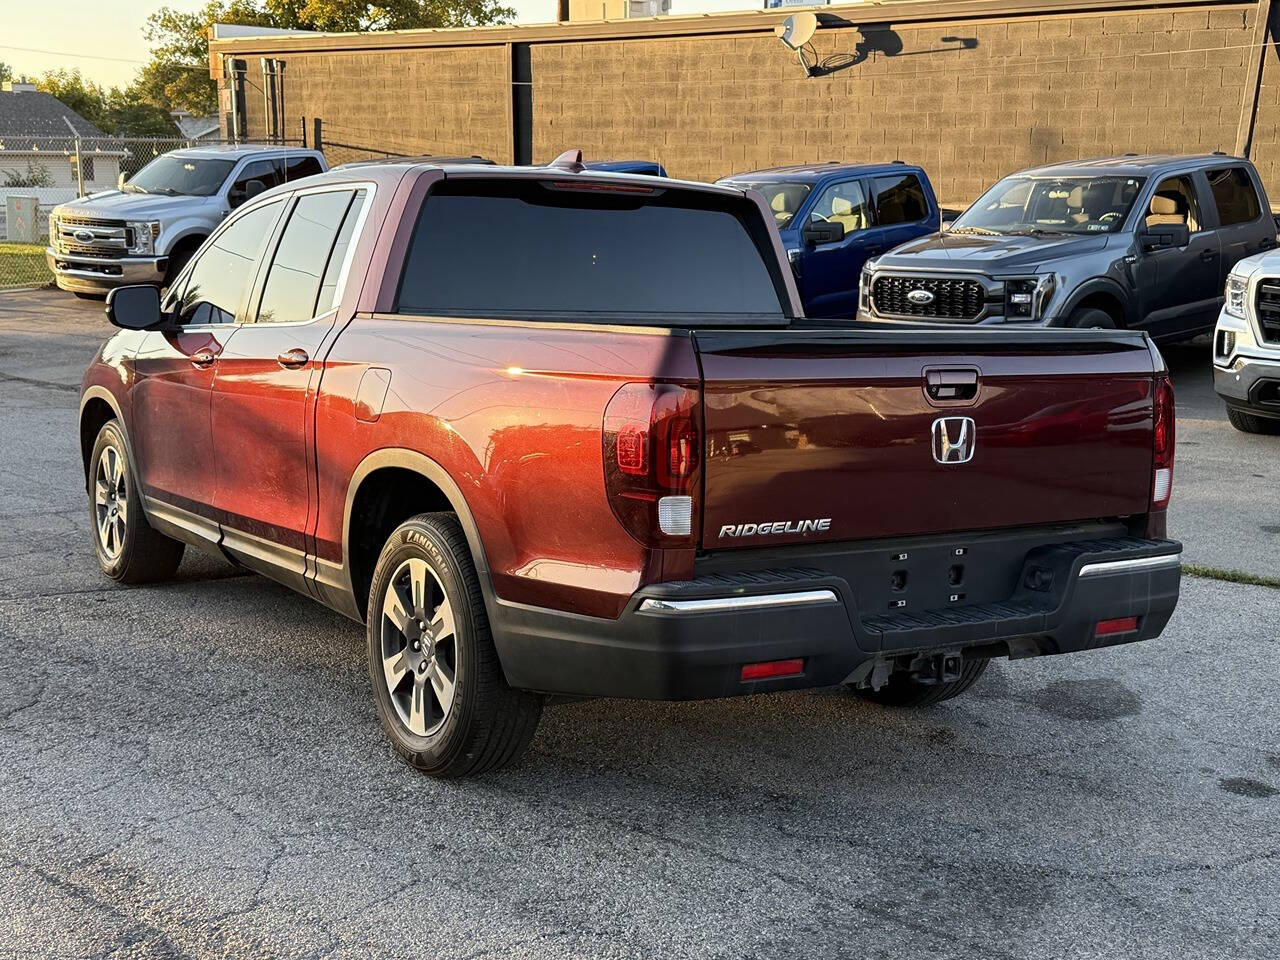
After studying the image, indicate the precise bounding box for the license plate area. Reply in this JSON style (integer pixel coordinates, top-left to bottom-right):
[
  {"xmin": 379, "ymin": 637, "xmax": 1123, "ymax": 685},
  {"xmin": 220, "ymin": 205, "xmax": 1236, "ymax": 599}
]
[{"xmin": 695, "ymin": 520, "xmax": 1130, "ymax": 652}]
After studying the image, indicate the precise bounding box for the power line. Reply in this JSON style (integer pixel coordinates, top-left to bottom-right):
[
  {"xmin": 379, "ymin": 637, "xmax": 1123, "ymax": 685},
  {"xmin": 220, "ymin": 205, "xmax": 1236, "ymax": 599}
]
[{"xmin": 0, "ymin": 44, "xmax": 209, "ymax": 70}]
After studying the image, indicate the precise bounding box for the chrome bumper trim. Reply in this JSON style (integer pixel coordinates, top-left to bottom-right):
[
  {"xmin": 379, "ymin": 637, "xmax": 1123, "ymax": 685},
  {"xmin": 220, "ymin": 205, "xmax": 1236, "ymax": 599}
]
[
  {"xmin": 638, "ymin": 589, "xmax": 841, "ymax": 614},
  {"xmin": 1078, "ymin": 553, "xmax": 1182, "ymax": 578}
]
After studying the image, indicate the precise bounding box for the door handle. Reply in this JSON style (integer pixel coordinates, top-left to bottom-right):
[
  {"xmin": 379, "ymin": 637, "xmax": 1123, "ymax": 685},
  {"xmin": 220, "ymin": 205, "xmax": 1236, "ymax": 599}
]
[
  {"xmin": 190, "ymin": 350, "xmax": 216, "ymax": 367},
  {"xmin": 277, "ymin": 348, "xmax": 309, "ymax": 369},
  {"xmin": 1199, "ymin": 249, "xmax": 1218, "ymax": 262}
]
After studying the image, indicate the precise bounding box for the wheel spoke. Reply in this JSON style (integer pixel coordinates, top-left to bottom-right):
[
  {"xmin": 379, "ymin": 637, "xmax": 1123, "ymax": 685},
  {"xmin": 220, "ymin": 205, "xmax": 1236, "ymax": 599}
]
[
  {"xmin": 112, "ymin": 517, "xmax": 125, "ymax": 553},
  {"xmin": 428, "ymin": 659, "xmax": 455, "ymax": 715},
  {"xmin": 115, "ymin": 498, "xmax": 127, "ymax": 525},
  {"xmin": 94, "ymin": 480, "xmax": 109, "ymax": 506},
  {"xmin": 383, "ymin": 581, "xmax": 412, "ymax": 634},
  {"xmin": 382, "ymin": 648, "xmax": 411, "ymax": 693},
  {"xmin": 429, "ymin": 596, "xmax": 456, "ymax": 642},
  {"xmin": 407, "ymin": 558, "xmax": 429, "ymax": 611},
  {"xmin": 98, "ymin": 512, "xmax": 112, "ymax": 550},
  {"xmin": 408, "ymin": 677, "xmax": 428, "ymax": 736}
]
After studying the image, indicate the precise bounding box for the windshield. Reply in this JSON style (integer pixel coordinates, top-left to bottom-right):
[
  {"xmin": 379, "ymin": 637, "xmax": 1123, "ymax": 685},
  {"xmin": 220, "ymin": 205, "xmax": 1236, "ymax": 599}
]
[
  {"xmin": 953, "ymin": 175, "xmax": 1146, "ymax": 235},
  {"xmin": 124, "ymin": 155, "xmax": 236, "ymax": 197},
  {"xmin": 723, "ymin": 179, "xmax": 812, "ymax": 229}
]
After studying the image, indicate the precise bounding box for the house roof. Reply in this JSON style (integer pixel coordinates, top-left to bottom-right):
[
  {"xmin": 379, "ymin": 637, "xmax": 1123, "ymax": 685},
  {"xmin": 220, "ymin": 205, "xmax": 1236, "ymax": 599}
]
[{"xmin": 0, "ymin": 91, "xmax": 108, "ymax": 149}]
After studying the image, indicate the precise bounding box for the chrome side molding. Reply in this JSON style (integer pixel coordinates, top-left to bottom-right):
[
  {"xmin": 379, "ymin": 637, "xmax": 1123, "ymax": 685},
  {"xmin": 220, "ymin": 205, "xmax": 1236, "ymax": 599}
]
[
  {"xmin": 1078, "ymin": 553, "xmax": 1182, "ymax": 578},
  {"xmin": 638, "ymin": 589, "xmax": 840, "ymax": 614}
]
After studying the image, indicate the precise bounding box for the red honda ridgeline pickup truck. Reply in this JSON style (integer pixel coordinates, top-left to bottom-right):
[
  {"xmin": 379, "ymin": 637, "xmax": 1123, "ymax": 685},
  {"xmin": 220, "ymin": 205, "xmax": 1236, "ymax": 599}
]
[{"xmin": 81, "ymin": 157, "xmax": 1181, "ymax": 777}]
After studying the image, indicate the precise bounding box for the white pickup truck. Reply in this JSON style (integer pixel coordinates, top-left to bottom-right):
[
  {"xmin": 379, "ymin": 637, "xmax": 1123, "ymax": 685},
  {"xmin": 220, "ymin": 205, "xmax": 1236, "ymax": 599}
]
[
  {"xmin": 1215, "ymin": 250, "xmax": 1280, "ymax": 433},
  {"xmin": 46, "ymin": 144, "xmax": 326, "ymax": 297}
]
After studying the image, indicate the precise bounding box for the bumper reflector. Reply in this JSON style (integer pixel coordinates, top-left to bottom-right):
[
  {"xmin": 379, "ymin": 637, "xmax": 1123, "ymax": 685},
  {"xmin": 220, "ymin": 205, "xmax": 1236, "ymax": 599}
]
[
  {"xmin": 741, "ymin": 658, "xmax": 805, "ymax": 682},
  {"xmin": 1095, "ymin": 616, "xmax": 1139, "ymax": 636}
]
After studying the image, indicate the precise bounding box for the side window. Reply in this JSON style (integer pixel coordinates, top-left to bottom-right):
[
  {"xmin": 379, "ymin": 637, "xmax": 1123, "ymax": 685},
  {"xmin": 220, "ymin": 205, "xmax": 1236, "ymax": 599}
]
[
  {"xmin": 284, "ymin": 155, "xmax": 325, "ymax": 181},
  {"xmin": 1206, "ymin": 167, "xmax": 1261, "ymax": 226},
  {"xmin": 229, "ymin": 159, "xmax": 284, "ymax": 208},
  {"xmin": 177, "ymin": 200, "xmax": 283, "ymax": 325},
  {"xmin": 317, "ymin": 189, "xmax": 368, "ymax": 312},
  {"xmin": 1147, "ymin": 176, "xmax": 1201, "ymax": 233},
  {"xmin": 809, "ymin": 181, "xmax": 870, "ymax": 233},
  {"xmin": 871, "ymin": 174, "xmax": 929, "ymax": 225},
  {"xmin": 256, "ymin": 190, "xmax": 356, "ymax": 324}
]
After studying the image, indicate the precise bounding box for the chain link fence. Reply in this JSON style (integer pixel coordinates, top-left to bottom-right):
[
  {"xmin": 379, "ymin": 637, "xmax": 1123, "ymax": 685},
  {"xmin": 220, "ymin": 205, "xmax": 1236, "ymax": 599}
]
[{"xmin": 0, "ymin": 135, "xmax": 312, "ymax": 291}]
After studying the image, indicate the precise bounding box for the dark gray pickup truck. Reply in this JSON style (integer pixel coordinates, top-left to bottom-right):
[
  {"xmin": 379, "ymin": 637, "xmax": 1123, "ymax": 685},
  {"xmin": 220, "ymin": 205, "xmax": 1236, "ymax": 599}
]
[{"xmin": 858, "ymin": 154, "xmax": 1278, "ymax": 342}]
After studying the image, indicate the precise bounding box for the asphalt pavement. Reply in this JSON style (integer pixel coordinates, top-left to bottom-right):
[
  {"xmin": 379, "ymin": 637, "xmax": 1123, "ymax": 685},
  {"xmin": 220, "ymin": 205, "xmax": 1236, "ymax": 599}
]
[{"xmin": 1, "ymin": 289, "xmax": 1277, "ymax": 959}]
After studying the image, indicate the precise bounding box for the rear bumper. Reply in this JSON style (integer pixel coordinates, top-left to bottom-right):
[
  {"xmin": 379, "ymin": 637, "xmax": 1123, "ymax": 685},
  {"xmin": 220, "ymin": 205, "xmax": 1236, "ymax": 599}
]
[
  {"xmin": 492, "ymin": 536, "xmax": 1181, "ymax": 700},
  {"xmin": 46, "ymin": 248, "xmax": 167, "ymax": 293}
]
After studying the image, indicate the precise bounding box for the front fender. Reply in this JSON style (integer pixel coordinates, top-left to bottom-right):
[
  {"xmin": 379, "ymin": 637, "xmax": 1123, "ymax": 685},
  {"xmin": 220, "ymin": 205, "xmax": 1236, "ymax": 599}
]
[
  {"xmin": 1055, "ymin": 276, "xmax": 1135, "ymax": 326},
  {"xmin": 157, "ymin": 212, "xmax": 222, "ymax": 256}
]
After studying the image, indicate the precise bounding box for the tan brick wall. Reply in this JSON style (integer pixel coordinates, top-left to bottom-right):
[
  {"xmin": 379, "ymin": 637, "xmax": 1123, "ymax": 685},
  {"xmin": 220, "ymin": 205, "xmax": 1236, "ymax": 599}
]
[
  {"xmin": 233, "ymin": 47, "xmax": 512, "ymax": 164},
  {"xmin": 219, "ymin": 3, "xmax": 1280, "ymax": 206},
  {"xmin": 532, "ymin": 7, "xmax": 1259, "ymax": 205},
  {"xmin": 1248, "ymin": 6, "xmax": 1280, "ymax": 198}
]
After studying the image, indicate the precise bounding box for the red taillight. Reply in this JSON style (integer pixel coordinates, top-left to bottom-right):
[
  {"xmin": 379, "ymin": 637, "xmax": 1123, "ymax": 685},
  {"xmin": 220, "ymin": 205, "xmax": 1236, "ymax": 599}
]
[
  {"xmin": 1096, "ymin": 616, "xmax": 1139, "ymax": 636},
  {"xmin": 603, "ymin": 382, "xmax": 701, "ymax": 546},
  {"xmin": 741, "ymin": 658, "xmax": 805, "ymax": 682},
  {"xmin": 1152, "ymin": 374, "xmax": 1175, "ymax": 510}
]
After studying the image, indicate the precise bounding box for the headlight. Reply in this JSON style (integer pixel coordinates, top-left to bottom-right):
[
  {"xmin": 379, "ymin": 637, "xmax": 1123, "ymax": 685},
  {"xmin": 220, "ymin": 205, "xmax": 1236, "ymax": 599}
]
[
  {"xmin": 1224, "ymin": 274, "xmax": 1248, "ymax": 318},
  {"xmin": 126, "ymin": 220, "xmax": 160, "ymax": 255},
  {"xmin": 1004, "ymin": 275, "xmax": 1055, "ymax": 320},
  {"xmin": 860, "ymin": 257, "xmax": 879, "ymax": 312}
]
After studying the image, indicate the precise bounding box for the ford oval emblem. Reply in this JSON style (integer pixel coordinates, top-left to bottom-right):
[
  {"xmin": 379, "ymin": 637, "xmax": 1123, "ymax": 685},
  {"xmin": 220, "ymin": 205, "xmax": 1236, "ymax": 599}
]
[
  {"xmin": 72, "ymin": 228, "xmax": 95, "ymax": 244},
  {"xmin": 907, "ymin": 289, "xmax": 935, "ymax": 306}
]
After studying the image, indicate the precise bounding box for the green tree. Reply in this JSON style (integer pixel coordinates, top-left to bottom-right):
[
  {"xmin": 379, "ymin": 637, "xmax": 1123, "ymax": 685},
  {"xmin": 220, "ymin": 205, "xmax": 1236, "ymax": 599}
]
[
  {"xmin": 140, "ymin": 0, "xmax": 516, "ymax": 117},
  {"xmin": 35, "ymin": 69, "xmax": 112, "ymax": 131},
  {"xmin": 0, "ymin": 62, "xmax": 13, "ymax": 83}
]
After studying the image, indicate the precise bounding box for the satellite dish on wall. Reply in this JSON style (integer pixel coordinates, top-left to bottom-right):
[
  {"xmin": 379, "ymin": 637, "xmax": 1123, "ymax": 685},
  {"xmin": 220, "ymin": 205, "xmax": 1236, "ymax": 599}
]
[{"xmin": 775, "ymin": 12, "xmax": 818, "ymax": 52}]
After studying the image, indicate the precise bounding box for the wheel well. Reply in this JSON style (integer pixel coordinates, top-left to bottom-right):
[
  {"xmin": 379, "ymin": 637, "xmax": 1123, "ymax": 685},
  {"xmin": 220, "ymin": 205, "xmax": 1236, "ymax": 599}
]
[
  {"xmin": 1071, "ymin": 292, "xmax": 1125, "ymax": 327},
  {"xmin": 348, "ymin": 467, "xmax": 454, "ymax": 618},
  {"xmin": 169, "ymin": 234, "xmax": 205, "ymax": 257},
  {"xmin": 79, "ymin": 398, "xmax": 116, "ymax": 485}
]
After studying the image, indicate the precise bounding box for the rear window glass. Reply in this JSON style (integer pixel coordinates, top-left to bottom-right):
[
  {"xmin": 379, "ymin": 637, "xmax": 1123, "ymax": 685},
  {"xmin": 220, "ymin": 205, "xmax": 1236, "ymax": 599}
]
[
  {"xmin": 396, "ymin": 179, "xmax": 788, "ymax": 322},
  {"xmin": 1206, "ymin": 167, "xmax": 1261, "ymax": 226}
]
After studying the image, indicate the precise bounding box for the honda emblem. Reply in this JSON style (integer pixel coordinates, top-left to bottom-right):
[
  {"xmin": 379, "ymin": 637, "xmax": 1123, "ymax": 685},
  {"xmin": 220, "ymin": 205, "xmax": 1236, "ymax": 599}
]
[{"xmin": 932, "ymin": 417, "xmax": 976, "ymax": 464}]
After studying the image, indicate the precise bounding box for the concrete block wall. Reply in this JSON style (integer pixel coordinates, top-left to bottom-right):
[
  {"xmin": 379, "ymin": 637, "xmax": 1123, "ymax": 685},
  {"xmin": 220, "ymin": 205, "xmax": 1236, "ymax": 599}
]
[
  {"xmin": 532, "ymin": 7, "xmax": 1260, "ymax": 204},
  {"xmin": 237, "ymin": 47, "xmax": 512, "ymax": 163},
  {"xmin": 219, "ymin": 2, "xmax": 1280, "ymax": 207}
]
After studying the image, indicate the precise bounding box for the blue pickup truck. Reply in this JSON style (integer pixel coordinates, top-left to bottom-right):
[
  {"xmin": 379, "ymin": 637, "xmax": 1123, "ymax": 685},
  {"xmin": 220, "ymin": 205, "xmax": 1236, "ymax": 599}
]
[{"xmin": 717, "ymin": 161, "xmax": 940, "ymax": 318}]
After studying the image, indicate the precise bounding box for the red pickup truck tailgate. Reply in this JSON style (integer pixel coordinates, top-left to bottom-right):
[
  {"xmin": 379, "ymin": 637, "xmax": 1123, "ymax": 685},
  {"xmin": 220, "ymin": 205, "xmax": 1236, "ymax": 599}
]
[{"xmin": 695, "ymin": 329, "xmax": 1156, "ymax": 549}]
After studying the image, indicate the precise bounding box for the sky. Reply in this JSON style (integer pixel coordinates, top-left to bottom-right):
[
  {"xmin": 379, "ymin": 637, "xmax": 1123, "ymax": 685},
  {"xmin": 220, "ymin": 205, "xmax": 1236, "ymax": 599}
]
[{"xmin": 0, "ymin": 0, "xmax": 557, "ymax": 90}]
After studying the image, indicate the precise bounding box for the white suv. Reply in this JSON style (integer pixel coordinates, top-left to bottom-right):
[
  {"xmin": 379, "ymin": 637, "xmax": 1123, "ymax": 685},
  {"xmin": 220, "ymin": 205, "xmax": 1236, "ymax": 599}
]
[{"xmin": 1214, "ymin": 250, "xmax": 1280, "ymax": 434}]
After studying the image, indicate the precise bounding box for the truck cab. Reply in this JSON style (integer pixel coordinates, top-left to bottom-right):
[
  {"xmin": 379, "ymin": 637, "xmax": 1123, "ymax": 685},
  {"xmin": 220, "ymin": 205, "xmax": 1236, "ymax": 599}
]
[
  {"xmin": 859, "ymin": 154, "xmax": 1278, "ymax": 340},
  {"xmin": 46, "ymin": 144, "xmax": 327, "ymax": 296},
  {"xmin": 718, "ymin": 162, "xmax": 940, "ymax": 318}
]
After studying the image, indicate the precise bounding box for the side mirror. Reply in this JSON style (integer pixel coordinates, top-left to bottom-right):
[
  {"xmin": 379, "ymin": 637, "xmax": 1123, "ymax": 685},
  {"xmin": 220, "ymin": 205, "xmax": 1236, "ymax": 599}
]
[
  {"xmin": 228, "ymin": 178, "xmax": 266, "ymax": 208},
  {"xmin": 1142, "ymin": 221, "xmax": 1190, "ymax": 251},
  {"xmin": 802, "ymin": 220, "xmax": 845, "ymax": 246},
  {"xmin": 105, "ymin": 285, "xmax": 164, "ymax": 330},
  {"xmin": 117, "ymin": 172, "xmax": 127, "ymax": 191}
]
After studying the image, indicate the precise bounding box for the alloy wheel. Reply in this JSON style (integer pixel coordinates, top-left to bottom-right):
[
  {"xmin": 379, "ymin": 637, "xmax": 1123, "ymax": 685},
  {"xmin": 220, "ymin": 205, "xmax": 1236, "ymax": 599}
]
[
  {"xmin": 94, "ymin": 445, "xmax": 127, "ymax": 560},
  {"xmin": 379, "ymin": 557, "xmax": 458, "ymax": 737}
]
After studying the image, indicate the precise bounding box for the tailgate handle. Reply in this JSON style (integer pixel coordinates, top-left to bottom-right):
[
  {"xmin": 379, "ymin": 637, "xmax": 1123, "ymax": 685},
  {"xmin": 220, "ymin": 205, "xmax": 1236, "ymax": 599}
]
[{"xmin": 925, "ymin": 368, "xmax": 979, "ymax": 402}]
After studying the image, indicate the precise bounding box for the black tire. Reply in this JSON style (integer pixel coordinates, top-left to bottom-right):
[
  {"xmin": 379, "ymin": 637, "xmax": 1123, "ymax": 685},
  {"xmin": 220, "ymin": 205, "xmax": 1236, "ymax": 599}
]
[
  {"xmin": 73, "ymin": 291, "xmax": 105, "ymax": 301},
  {"xmin": 88, "ymin": 420, "xmax": 185, "ymax": 583},
  {"xmin": 366, "ymin": 512, "xmax": 542, "ymax": 777},
  {"xmin": 1065, "ymin": 307, "xmax": 1116, "ymax": 329},
  {"xmin": 1227, "ymin": 406, "xmax": 1280, "ymax": 435},
  {"xmin": 852, "ymin": 657, "xmax": 990, "ymax": 708}
]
